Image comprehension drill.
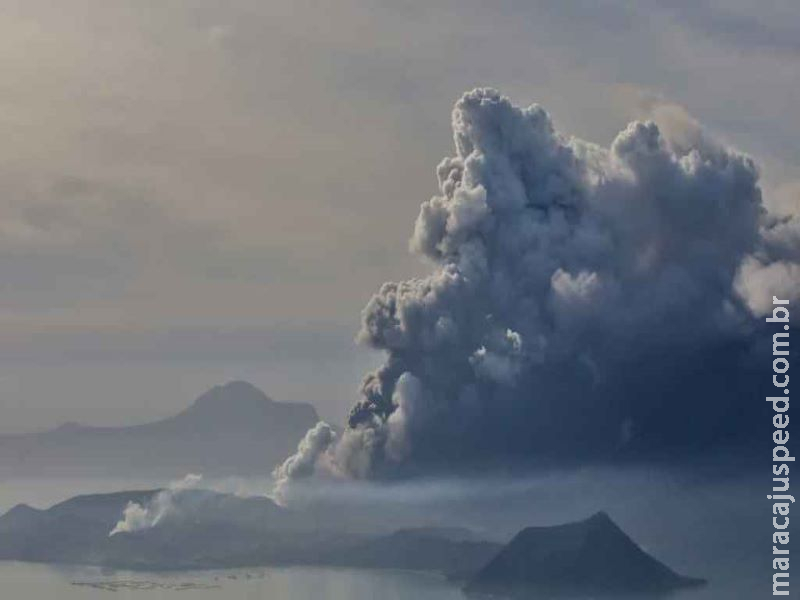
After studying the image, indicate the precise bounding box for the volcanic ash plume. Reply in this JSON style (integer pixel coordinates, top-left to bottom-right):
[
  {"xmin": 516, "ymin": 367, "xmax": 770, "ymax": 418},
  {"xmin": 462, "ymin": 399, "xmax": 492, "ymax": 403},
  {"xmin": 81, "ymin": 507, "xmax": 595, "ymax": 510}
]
[
  {"xmin": 271, "ymin": 421, "xmax": 337, "ymax": 505},
  {"xmin": 277, "ymin": 88, "xmax": 800, "ymax": 485}
]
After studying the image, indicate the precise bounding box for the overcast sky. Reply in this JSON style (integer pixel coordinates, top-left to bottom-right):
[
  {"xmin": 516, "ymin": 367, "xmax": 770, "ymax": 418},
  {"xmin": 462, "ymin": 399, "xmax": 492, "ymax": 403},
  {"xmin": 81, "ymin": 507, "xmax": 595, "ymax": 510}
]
[{"xmin": 1, "ymin": 0, "xmax": 798, "ymax": 433}]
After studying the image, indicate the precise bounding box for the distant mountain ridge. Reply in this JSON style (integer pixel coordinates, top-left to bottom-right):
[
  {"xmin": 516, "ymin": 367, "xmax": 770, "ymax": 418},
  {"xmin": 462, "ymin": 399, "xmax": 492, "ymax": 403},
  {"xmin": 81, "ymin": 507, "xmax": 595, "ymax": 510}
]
[
  {"xmin": 0, "ymin": 488, "xmax": 495, "ymax": 572},
  {"xmin": 0, "ymin": 491, "xmax": 706, "ymax": 596},
  {"xmin": 0, "ymin": 381, "xmax": 319, "ymax": 477}
]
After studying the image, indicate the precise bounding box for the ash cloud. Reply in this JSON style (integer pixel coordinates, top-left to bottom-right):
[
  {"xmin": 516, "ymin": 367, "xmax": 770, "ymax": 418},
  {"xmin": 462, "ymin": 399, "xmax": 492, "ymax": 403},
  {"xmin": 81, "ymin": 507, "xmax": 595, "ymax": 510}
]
[
  {"xmin": 271, "ymin": 422, "xmax": 337, "ymax": 505},
  {"xmin": 279, "ymin": 88, "xmax": 799, "ymax": 484}
]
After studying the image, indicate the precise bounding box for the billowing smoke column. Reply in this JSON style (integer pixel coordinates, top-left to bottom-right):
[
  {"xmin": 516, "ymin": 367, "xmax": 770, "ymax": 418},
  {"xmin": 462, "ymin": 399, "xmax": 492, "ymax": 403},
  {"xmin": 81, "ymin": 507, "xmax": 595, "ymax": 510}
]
[
  {"xmin": 272, "ymin": 422, "xmax": 337, "ymax": 505},
  {"xmin": 279, "ymin": 88, "xmax": 800, "ymax": 485}
]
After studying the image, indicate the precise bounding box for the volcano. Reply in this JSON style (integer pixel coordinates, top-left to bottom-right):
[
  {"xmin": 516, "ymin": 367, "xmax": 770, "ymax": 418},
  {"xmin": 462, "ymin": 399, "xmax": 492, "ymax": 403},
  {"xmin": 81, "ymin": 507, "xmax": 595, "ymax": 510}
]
[{"xmin": 466, "ymin": 511, "xmax": 705, "ymax": 597}]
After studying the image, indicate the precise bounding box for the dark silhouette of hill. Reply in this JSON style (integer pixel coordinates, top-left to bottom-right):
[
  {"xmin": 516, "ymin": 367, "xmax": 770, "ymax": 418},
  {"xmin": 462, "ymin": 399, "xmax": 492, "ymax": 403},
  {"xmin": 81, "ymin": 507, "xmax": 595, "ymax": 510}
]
[
  {"xmin": 466, "ymin": 511, "xmax": 705, "ymax": 597},
  {"xmin": 0, "ymin": 489, "xmax": 707, "ymax": 593},
  {"xmin": 0, "ymin": 488, "xmax": 496, "ymax": 573},
  {"xmin": 0, "ymin": 381, "xmax": 319, "ymax": 477},
  {"xmin": 0, "ymin": 488, "xmax": 334, "ymax": 568},
  {"xmin": 0, "ymin": 490, "xmax": 159, "ymax": 564}
]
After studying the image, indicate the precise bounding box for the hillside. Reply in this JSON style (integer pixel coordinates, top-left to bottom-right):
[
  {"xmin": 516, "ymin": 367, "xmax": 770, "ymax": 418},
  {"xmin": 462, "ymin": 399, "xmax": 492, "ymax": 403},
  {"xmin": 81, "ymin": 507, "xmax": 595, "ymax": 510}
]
[
  {"xmin": 0, "ymin": 489, "xmax": 495, "ymax": 573},
  {"xmin": 0, "ymin": 381, "xmax": 319, "ymax": 477},
  {"xmin": 466, "ymin": 511, "xmax": 705, "ymax": 597}
]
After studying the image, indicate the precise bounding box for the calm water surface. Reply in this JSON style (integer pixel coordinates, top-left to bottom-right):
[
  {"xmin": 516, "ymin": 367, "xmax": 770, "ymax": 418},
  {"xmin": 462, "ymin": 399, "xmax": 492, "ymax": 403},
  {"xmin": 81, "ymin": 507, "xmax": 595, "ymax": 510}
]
[
  {"xmin": 0, "ymin": 562, "xmax": 466, "ymax": 600},
  {"xmin": 0, "ymin": 479, "xmax": 764, "ymax": 600},
  {"xmin": 0, "ymin": 561, "xmax": 759, "ymax": 600}
]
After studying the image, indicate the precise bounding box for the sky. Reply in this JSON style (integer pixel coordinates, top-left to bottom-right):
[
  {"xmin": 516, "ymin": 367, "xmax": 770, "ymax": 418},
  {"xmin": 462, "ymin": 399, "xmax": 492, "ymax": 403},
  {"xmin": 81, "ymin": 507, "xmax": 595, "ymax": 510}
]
[{"xmin": 0, "ymin": 0, "xmax": 798, "ymax": 434}]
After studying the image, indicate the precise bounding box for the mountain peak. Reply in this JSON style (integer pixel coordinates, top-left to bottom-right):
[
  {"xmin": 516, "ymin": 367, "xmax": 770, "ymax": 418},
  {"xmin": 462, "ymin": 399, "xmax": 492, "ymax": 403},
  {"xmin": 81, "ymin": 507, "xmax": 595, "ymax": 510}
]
[
  {"xmin": 193, "ymin": 380, "xmax": 273, "ymax": 406},
  {"xmin": 587, "ymin": 510, "xmax": 611, "ymax": 523},
  {"xmin": 584, "ymin": 510, "xmax": 619, "ymax": 531},
  {"xmin": 185, "ymin": 381, "xmax": 279, "ymax": 418},
  {"xmin": 0, "ymin": 380, "xmax": 320, "ymax": 477},
  {"xmin": 3, "ymin": 503, "xmax": 39, "ymax": 518},
  {"xmin": 175, "ymin": 380, "xmax": 319, "ymax": 437},
  {"xmin": 467, "ymin": 512, "xmax": 705, "ymax": 596}
]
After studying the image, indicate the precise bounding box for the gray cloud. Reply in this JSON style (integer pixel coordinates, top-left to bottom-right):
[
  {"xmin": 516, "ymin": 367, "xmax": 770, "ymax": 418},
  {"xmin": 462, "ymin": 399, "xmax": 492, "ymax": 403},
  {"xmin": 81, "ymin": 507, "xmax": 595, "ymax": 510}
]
[
  {"xmin": 277, "ymin": 89, "xmax": 798, "ymax": 484},
  {"xmin": 656, "ymin": 0, "xmax": 800, "ymax": 56},
  {"xmin": 2, "ymin": 0, "xmax": 800, "ymax": 439}
]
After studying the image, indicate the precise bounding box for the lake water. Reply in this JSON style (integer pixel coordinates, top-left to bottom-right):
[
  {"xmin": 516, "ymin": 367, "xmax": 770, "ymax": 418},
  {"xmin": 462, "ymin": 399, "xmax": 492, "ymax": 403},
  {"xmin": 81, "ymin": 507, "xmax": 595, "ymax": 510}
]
[
  {"xmin": 0, "ymin": 562, "xmax": 465, "ymax": 600},
  {"xmin": 0, "ymin": 560, "xmax": 764, "ymax": 600},
  {"xmin": 0, "ymin": 478, "xmax": 769, "ymax": 600}
]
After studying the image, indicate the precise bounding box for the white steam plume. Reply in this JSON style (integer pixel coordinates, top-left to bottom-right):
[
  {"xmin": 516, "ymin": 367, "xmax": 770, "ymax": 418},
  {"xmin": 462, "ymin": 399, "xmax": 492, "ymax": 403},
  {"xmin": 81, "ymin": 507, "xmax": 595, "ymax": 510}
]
[{"xmin": 109, "ymin": 473, "xmax": 203, "ymax": 536}]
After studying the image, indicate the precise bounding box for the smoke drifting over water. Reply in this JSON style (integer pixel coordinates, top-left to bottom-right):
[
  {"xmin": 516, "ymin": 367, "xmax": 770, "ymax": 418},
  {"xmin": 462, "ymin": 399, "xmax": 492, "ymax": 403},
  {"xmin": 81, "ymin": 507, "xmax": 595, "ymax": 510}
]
[{"xmin": 279, "ymin": 88, "xmax": 800, "ymax": 487}]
